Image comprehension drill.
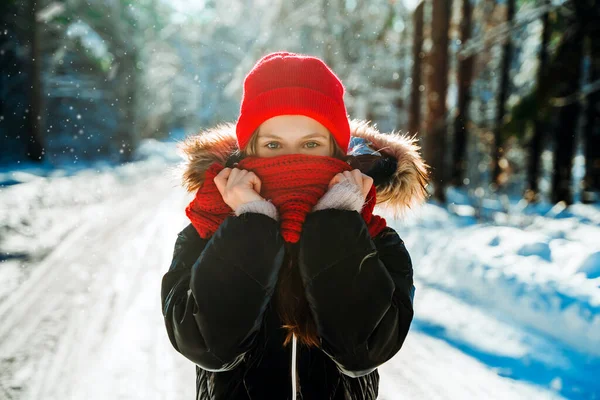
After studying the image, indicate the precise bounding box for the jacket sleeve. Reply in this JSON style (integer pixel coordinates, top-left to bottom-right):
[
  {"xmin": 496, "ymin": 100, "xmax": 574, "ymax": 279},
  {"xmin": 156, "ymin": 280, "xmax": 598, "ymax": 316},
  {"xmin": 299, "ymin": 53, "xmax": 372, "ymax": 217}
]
[
  {"xmin": 298, "ymin": 209, "xmax": 415, "ymax": 378},
  {"xmin": 161, "ymin": 214, "xmax": 285, "ymax": 371}
]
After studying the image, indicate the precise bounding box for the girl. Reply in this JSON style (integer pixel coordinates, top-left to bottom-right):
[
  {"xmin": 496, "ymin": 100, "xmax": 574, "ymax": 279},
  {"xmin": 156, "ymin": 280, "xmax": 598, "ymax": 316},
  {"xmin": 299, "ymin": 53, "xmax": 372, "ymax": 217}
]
[{"xmin": 161, "ymin": 52, "xmax": 429, "ymax": 400}]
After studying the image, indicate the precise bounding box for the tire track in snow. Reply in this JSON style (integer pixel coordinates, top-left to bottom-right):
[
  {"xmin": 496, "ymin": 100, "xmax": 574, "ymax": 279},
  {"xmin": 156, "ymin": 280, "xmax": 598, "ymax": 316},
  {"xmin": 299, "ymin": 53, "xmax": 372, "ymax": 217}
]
[
  {"xmin": 0, "ymin": 191, "xmax": 147, "ymax": 348},
  {"xmin": 65, "ymin": 181, "xmax": 195, "ymax": 400},
  {"xmin": 32, "ymin": 205, "xmax": 166, "ymax": 400},
  {"xmin": 53, "ymin": 185, "xmax": 186, "ymax": 399},
  {"xmin": 0, "ymin": 176, "xmax": 191, "ymax": 399}
]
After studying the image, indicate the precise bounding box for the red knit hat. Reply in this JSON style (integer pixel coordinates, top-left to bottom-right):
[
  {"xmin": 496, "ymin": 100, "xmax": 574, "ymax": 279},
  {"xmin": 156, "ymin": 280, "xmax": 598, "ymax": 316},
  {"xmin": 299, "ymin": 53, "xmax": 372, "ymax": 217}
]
[{"xmin": 235, "ymin": 51, "xmax": 351, "ymax": 152}]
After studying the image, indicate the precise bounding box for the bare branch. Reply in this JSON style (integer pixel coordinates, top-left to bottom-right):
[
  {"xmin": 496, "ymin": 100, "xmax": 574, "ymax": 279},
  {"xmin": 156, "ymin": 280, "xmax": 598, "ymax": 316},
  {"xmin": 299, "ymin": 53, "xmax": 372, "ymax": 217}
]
[
  {"xmin": 459, "ymin": 0, "xmax": 566, "ymax": 58},
  {"xmin": 550, "ymin": 78, "xmax": 600, "ymax": 107}
]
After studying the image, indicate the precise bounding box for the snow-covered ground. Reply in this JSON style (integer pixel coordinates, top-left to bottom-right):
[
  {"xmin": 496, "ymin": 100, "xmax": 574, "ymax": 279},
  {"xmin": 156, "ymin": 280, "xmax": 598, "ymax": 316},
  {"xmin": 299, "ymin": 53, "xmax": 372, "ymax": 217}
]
[{"xmin": 0, "ymin": 138, "xmax": 598, "ymax": 399}]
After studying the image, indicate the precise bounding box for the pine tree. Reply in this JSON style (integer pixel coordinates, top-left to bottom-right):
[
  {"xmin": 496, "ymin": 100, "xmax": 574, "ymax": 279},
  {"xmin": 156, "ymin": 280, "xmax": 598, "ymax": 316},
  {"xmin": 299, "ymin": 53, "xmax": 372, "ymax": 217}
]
[
  {"xmin": 452, "ymin": 0, "xmax": 474, "ymax": 187},
  {"xmin": 526, "ymin": 5, "xmax": 551, "ymax": 202},
  {"xmin": 25, "ymin": 0, "xmax": 45, "ymax": 162},
  {"xmin": 409, "ymin": 1, "xmax": 424, "ymax": 136},
  {"xmin": 423, "ymin": 0, "xmax": 450, "ymax": 201},
  {"xmin": 492, "ymin": 0, "xmax": 516, "ymax": 188},
  {"xmin": 582, "ymin": 5, "xmax": 600, "ymax": 203}
]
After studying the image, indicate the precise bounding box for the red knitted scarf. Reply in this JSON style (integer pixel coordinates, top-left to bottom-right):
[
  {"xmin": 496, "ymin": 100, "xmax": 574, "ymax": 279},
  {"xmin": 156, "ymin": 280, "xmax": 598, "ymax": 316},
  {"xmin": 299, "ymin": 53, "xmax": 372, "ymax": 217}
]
[{"xmin": 185, "ymin": 154, "xmax": 387, "ymax": 243}]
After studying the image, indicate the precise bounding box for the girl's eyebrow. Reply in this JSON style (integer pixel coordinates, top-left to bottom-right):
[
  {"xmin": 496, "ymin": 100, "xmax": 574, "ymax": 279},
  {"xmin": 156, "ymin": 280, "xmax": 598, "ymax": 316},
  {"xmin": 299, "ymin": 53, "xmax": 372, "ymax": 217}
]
[
  {"xmin": 257, "ymin": 134, "xmax": 281, "ymax": 139},
  {"xmin": 302, "ymin": 133, "xmax": 329, "ymax": 139}
]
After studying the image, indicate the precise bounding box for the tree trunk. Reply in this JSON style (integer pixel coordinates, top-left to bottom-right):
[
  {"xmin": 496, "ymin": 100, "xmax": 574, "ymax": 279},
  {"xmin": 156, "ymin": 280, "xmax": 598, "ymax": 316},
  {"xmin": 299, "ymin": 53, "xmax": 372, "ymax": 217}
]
[
  {"xmin": 408, "ymin": 1, "xmax": 424, "ymax": 135},
  {"xmin": 25, "ymin": 0, "xmax": 44, "ymax": 162},
  {"xmin": 551, "ymin": 29, "xmax": 584, "ymax": 205},
  {"xmin": 423, "ymin": 0, "xmax": 450, "ymax": 202},
  {"xmin": 582, "ymin": 33, "xmax": 600, "ymax": 203},
  {"xmin": 526, "ymin": 8, "xmax": 551, "ymax": 202},
  {"xmin": 115, "ymin": 53, "xmax": 137, "ymax": 162},
  {"xmin": 0, "ymin": 16, "xmax": 6, "ymax": 133},
  {"xmin": 452, "ymin": 0, "xmax": 474, "ymax": 187},
  {"xmin": 492, "ymin": 0, "xmax": 516, "ymax": 187}
]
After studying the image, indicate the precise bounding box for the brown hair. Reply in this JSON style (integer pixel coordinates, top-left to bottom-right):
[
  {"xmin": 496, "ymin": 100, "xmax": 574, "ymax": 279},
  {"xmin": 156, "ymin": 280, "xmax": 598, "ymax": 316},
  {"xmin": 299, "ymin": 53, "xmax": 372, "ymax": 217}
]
[
  {"xmin": 241, "ymin": 127, "xmax": 348, "ymax": 348},
  {"xmin": 276, "ymin": 243, "xmax": 320, "ymax": 348}
]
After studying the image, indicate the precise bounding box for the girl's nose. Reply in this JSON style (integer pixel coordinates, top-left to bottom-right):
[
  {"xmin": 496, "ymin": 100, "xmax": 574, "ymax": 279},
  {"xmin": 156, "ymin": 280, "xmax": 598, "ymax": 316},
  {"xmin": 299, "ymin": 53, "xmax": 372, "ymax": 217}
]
[{"xmin": 278, "ymin": 148, "xmax": 297, "ymax": 156}]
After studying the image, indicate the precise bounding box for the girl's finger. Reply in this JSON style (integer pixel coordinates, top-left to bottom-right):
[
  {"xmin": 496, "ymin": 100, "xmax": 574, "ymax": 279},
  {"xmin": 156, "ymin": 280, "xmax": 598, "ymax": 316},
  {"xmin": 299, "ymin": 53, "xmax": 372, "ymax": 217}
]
[
  {"xmin": 362, "ymin": 175, "xmax": 374, "ymax": 198},
  {"xmin": 345, "ymin": 170, "xmax": 364, "ymax": 189},
  {"xmin": 246, "ymin": 172, "xmax": 262, "ymax": 193},
  {"xmin": 351, "ymin": 169, "xmax": 363, "ymax": 184},
  {"xmin": 216, "ymin": 167, "xmax": 232, "ymax": 179},
  {"xmin": 213, "ymin": 168, "xmax": 231, "ymax": 195},
  {"xmin": 329, "ymin": 173, "xmax": 345, "ymax": 188},
  {"xmin": 226, "ymin": 168, "xmax": 242, "ymax": 188},
  {"xmin": 341, "ymin": 171, "xmax": 357, "ymax": 187}
]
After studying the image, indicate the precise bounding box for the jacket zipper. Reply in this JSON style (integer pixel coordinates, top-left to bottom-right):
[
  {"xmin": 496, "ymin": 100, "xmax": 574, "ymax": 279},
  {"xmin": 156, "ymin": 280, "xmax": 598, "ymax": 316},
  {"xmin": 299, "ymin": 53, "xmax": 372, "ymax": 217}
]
[{"xmin": 291, "ymin": 333, "xmax": 298, "ymax": 400}]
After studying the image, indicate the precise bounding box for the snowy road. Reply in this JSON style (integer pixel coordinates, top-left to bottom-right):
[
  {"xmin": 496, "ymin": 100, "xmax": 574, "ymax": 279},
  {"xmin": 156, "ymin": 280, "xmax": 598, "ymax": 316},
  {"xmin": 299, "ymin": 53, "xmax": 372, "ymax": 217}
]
[
  {"xmin": 0, "ymin": 160, "xmax": 589, "ymax": 399},
  {"xmin": 0, "ymin": 176, "xmax": 195, "ymax": 399}
]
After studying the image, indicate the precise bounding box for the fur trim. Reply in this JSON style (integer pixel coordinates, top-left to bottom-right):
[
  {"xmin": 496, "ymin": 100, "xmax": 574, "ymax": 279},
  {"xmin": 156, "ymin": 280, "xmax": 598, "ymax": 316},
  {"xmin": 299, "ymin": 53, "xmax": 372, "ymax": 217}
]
[
  {"xmin": 348, "ymin": 120, "xmax": 429, "ymax": 216},
  {"xmin": 176, "ymin": 122, "xmax": 239, "ymax": 193},
  {"xmin": 176, "ymin": 119, "xmax": 430, "ymax": 216}
]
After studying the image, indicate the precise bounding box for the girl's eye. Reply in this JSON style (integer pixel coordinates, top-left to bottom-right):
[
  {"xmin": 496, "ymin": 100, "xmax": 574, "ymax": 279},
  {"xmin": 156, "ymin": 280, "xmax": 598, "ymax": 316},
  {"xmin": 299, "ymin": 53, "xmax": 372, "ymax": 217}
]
[
  {"xmin": 305, "ymin": 142, "xmax": 320, "ymax": 149},
  {"xmin": 265, "ymin": 142, "xmax": 280, "ymax": 149}
]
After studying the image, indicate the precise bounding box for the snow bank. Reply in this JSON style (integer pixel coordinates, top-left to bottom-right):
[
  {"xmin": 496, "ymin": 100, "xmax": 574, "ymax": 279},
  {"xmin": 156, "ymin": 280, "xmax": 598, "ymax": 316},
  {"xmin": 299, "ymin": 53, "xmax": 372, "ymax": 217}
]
[
  {"xmin": 389, "ymin": 202, "xmax": 600, "ymax": 358},
  {"xmin": 0, "ymin": 138, "xmax": 182, "ymax": 303}
]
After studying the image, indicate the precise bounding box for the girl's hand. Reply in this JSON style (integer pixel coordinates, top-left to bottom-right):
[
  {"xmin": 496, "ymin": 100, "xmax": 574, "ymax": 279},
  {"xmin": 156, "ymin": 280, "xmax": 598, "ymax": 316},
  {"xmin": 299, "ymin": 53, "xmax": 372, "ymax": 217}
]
[
  {"xmin": 328, "ymin": 169, "xmax": 373, "ymax": 201},
  {"xmin": 214, "ymin": 167, "xmax": 264, "ymax": 212}
]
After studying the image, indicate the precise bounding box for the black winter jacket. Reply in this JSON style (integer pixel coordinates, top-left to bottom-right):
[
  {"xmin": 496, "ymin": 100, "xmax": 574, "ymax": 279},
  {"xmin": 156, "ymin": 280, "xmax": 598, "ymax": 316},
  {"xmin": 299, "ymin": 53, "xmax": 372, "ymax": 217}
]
[{"xmin": 161, "ymin": 119, "xmax": 429, "ymax": 400}]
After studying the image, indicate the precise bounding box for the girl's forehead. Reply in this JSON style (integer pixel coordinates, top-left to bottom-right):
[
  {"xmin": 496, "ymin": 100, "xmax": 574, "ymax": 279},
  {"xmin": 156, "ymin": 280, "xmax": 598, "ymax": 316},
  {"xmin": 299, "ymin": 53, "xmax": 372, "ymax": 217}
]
[{"xmin": 258, "ymin": 116, "xmax": 329, "ymax": 135}]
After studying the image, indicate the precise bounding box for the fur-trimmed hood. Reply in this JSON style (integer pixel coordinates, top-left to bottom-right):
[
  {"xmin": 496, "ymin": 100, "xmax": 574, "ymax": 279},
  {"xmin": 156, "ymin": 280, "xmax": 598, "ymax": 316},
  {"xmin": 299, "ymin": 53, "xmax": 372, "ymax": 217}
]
[{"xmin": 175, "ymin": 119, "xmax": 429, "ymax": 216}]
